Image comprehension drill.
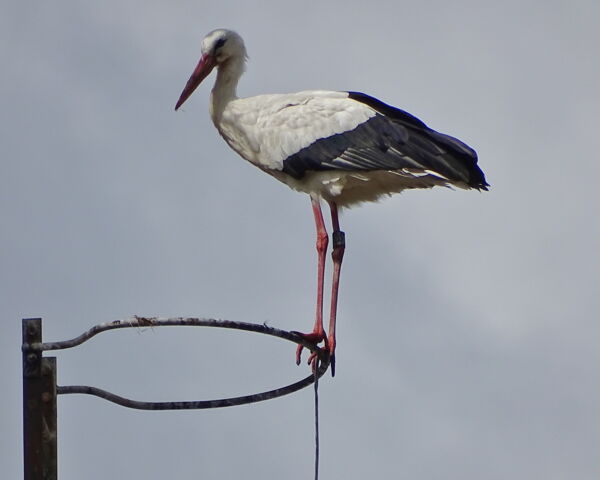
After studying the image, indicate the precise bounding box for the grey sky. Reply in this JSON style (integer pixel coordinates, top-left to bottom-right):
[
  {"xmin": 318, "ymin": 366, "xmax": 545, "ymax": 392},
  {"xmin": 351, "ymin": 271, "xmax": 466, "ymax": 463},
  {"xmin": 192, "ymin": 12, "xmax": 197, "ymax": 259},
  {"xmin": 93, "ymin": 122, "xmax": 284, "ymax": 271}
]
[{"xmin": 2, "ymin": 1, "xmax": 600, "ymax": 478}]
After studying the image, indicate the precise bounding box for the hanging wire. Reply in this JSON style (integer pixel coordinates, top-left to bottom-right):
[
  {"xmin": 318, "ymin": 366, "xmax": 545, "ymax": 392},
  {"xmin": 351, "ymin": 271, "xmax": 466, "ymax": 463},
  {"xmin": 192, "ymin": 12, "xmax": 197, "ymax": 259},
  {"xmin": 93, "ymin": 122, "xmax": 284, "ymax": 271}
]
[{"xmin": 314, "ymin": 359, "xmax": 320, "ymax": 480}]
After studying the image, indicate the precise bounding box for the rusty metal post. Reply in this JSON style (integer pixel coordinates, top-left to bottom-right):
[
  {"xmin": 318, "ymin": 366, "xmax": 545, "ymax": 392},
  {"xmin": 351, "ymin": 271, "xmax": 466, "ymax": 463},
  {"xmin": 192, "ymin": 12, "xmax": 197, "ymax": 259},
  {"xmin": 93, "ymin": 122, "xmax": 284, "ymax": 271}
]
[
  {"xmin": 41, "ymin": 357, "xmax": 57, "ymax": 479},
  {"xmin": 23, "ymin": 318, "xmax": 57, "ymax": 480}
]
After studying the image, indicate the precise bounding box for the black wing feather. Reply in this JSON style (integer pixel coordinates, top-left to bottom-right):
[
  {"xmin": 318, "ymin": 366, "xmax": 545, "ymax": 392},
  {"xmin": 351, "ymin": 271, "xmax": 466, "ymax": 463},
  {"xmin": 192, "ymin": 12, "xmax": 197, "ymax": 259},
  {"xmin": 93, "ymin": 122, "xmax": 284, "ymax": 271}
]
[{"xmin": 281, "ymin": 91, "xmax": 488, "ymax": 190}]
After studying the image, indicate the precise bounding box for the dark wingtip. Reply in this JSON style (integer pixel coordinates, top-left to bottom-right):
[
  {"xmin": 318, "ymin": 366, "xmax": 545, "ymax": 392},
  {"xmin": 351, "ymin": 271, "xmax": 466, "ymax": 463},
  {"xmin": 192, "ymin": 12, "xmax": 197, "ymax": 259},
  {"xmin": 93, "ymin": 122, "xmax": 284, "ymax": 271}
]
[
  {"xmin": 471, "ymin": 171, "xmax": 490, "ymax": 191},
  {"xmin": 470, "ymin": 178, "xmax": 490, "ymax": 192}
]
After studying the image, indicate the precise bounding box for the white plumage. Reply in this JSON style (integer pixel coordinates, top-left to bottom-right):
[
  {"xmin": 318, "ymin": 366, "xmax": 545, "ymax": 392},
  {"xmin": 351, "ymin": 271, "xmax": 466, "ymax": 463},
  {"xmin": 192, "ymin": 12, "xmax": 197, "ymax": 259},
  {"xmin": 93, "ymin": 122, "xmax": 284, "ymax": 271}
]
[
  {"xmin": 175, "ymin": 28, "xmax": 488, "ymax": 374},
  {"xmin": 218, "ymin": 91, "xmax": 374, "ymax": 170}
]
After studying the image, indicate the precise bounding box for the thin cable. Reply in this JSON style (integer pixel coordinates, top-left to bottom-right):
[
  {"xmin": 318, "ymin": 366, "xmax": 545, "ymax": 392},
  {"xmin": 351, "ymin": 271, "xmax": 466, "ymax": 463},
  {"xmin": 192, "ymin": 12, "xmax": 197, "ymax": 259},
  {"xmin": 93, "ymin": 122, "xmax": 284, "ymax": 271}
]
[{"xmin": 314, "ymin": 359, "xmax": 320, "ymax": 480}]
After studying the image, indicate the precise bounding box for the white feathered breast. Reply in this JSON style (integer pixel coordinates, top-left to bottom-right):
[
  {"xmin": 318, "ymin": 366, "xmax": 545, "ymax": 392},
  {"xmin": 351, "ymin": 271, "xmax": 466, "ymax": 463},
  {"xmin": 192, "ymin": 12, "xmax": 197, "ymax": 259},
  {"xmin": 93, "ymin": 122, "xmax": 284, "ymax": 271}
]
[{"xmin": 215, "ymin": 91, "xmax": 376, "ymax": 171}]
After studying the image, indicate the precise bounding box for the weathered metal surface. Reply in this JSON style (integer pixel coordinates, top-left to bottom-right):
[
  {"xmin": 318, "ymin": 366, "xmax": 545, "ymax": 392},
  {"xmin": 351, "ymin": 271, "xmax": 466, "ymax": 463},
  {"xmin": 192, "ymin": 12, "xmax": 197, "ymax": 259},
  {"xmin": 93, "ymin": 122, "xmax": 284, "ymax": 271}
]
[
  {"xmin": 53, "ymin": 316, "xmax": 330, "ymax": 410},
  {"xmin": 22, "ymin": 319, "xmax": 58, "ymax": 480},
  {"xmin": 22, "ymin": 318, "xmax": 43, "ymax": 480},
  {"xmin": 22, "ymin": 315, "xmax": 329, "ymax": 479},
  {"xmin": 41, "ymin": 358, "xmax": 57, "ymax": 480}
]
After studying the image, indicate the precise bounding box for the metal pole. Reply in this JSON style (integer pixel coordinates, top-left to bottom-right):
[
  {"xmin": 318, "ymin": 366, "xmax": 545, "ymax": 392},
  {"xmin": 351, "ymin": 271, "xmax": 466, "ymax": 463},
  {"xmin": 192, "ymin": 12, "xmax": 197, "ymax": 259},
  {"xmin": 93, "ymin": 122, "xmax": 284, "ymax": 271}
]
[
  {"xmin": 23, "ymin": 318, "xmax": 57, "ymax": 480},
  {"xmin": 41, "ymin": 357, "xmax": 57, "ymax": 479}
]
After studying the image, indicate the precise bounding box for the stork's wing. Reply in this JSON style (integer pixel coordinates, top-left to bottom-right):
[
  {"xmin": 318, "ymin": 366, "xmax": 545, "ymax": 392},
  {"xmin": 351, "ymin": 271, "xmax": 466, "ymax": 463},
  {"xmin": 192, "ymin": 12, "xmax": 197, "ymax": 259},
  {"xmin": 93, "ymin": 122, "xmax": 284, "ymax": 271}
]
[{"xmin": 281, "ymin": 91, "xmax": 488, "ymax": 190}]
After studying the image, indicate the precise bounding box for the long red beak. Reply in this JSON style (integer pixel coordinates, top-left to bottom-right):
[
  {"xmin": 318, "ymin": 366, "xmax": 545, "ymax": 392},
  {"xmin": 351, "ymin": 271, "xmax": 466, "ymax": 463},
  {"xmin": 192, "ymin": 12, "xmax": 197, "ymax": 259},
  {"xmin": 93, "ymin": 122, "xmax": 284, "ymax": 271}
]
[{"xmin": 174, "ymin": 54, "xmax": 216, "ymax": 111}]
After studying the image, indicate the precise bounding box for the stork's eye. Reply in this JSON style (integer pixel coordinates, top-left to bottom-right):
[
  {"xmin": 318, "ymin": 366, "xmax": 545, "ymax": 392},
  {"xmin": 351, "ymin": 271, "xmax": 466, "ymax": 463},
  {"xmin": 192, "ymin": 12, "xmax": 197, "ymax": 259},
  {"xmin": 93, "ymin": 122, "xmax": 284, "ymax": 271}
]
[{"xmin": 213, "ymin": 38, "xmax": 226, "ymax": 54}]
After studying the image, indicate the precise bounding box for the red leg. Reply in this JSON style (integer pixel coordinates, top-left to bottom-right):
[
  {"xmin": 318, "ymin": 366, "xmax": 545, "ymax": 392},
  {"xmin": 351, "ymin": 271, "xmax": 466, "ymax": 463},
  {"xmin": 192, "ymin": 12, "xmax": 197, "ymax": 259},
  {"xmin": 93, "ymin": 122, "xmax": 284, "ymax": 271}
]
[
  {"xmin": 295, "ymin": 196, "xmax": 329, "ymax": 365},
  {"xmin": 327, "ymin": 201, "xmax": 345, "ymax": 376}
]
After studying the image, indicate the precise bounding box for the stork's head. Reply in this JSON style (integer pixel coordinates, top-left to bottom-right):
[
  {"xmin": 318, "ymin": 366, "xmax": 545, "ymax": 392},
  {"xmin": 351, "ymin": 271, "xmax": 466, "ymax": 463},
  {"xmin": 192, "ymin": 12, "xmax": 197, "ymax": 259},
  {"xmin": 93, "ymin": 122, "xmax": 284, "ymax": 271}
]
[
  {"xmin": 175, "ymin": 29, "xmax": 247, "ymax": 111},
  {"xmin": 202, "ymin": 29, "xmax": 246, "ymax": 64}
]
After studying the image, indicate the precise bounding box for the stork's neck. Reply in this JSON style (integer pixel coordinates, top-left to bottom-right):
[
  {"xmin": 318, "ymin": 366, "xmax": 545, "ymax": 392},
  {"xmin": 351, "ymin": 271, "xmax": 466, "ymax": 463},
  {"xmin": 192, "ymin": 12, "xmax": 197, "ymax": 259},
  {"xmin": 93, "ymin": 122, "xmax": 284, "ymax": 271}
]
[{"xmin": 210, "ymin": 55, "xmax": 245, "ymax": 124}]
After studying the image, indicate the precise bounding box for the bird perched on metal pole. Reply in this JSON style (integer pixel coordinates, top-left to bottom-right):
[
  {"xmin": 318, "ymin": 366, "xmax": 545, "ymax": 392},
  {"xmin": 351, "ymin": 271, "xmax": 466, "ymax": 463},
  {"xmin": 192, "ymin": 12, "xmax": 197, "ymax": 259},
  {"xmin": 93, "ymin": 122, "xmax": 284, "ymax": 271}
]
[{"xmin": 175, "ymin": 29, "xmax": 488, "ymax": 376}]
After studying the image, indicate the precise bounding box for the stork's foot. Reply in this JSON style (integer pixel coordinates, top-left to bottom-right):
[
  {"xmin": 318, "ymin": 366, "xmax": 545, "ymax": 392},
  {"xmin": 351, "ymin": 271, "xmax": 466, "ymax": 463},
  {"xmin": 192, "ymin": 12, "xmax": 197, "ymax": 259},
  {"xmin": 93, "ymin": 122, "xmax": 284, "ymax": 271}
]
[
  {"xmin": 292, "ymin": 331, "xmax": 336, "ymax": 377},
  {"xmin": 292, "ymin": 330, "xmax": 326, "ymax": 366}
]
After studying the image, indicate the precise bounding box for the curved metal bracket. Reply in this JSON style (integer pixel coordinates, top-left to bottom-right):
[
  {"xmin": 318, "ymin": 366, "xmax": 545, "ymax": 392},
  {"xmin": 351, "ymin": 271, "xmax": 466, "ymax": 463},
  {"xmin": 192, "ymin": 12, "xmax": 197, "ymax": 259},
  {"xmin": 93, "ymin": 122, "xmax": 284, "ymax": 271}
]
[{"xmin": 41, "ymin": 316, "xmax": 330, "ymax": 410}]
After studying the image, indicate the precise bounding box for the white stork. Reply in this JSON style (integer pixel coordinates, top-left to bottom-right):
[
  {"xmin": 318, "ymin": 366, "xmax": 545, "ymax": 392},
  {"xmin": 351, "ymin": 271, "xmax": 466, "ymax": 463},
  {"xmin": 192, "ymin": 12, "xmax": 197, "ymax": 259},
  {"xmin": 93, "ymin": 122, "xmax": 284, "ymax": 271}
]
[{"xmin": 175, "ymin": 29, "xmax": 488, "ymax": 375}]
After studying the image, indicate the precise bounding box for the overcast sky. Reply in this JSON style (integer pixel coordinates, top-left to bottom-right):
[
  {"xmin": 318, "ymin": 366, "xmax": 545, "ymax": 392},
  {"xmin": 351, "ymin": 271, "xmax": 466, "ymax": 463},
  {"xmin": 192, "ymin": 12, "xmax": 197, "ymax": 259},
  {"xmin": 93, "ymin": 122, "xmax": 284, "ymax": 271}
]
[{"xmin": 2, "ymin": 1, "xmax": 600, "ymax": 478}]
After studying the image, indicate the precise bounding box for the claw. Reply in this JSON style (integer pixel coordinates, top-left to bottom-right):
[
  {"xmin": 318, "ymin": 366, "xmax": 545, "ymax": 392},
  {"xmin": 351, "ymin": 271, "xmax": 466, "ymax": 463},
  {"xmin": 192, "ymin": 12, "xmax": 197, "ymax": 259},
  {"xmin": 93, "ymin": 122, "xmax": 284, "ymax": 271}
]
[
  {"xmin": 292, "ymin": 330, "xmax": 327, "ymax": 366},
  {"xmin": 295, "ymin": 343, "xmax": 303, "ymax": 365}
]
